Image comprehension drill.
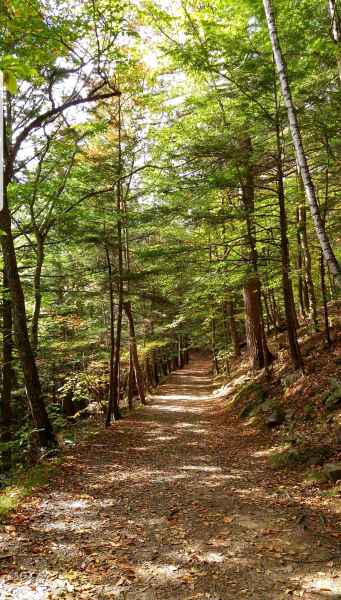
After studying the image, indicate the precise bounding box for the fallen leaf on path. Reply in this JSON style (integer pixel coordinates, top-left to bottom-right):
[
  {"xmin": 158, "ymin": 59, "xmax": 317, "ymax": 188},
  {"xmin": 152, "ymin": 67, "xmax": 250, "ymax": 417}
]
[{"xmin": 223, "ymin": 516, "xmax": 234, "ymax": 524}]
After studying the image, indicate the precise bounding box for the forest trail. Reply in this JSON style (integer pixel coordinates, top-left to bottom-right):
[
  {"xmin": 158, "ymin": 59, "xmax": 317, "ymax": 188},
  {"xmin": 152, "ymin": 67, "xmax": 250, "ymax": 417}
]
[{"xmin": 1, "ymin": 358, "xmax": 341, "ymax": 599}]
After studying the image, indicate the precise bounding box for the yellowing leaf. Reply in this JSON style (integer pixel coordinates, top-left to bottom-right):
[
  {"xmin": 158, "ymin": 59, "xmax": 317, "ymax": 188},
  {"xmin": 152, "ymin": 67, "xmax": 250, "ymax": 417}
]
[{"xmin": 4, "ymin": 71, "xmax": 17, "ymax": 95}]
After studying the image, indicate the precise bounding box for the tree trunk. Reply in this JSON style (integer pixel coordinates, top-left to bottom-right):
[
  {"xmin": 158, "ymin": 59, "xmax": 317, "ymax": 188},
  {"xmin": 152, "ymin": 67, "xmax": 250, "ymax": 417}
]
[
  {"xmin": 31, "ymin": 235, "xmax": 45, "ymax": 353},
  {"xmin": 1, "ymin": 270, "xmax": 13, "ymax": 471},
  {"xmin": 240, "ymin": 136, "xmax": 273, "ymax": 369},
  {"xmin": 0, "ymin": 200, "xmax": 55, "ymax": 448},
  {"xmin": 106, "ymin": 95, "xmax": 124, "ymax": 426},
  {"xmin": 320, "ymin": 251, "xmax": 332, "ymax": 347},
  {"xmin": 298, "ymin": 203, "xmax": 318, "ymax": 330},
  {"xmin": 211, "ymin": 317, "xmax": 220, "ymax": 374},
  {"xmin": 273, "ymin": 72, "xmax": 303, "ymax": 370},
  {"xmin": 153, "ymin": 352, "xmax": 159, "ymax": 385},
  {"xmin": 296, "ymin": 207, "xmax": 307, "ymax": 318},
  {"xmin": 104, "ymin": 244, "xmax": 120, "ymax": 424},
  {"xmin": 328, "ymin": 0, "xmax": 341, "ymax": 82},
  {"xmin": 263, "ymin": 0, "xmax": 341, "ymax": 286},
  {"xmin": 277, "ymin": 167, "xmax": 303, "ymax": 369},
  {"xmin": 127, "ymin": 348, "xmax": 136, "ymax": 410},
  {"xmin": 243, "ymin": 276, "xmax": 267, "ymax": 370},
  {"xmin": 124, "ymin": 301, "xmax": 147, "ymax": 405}
]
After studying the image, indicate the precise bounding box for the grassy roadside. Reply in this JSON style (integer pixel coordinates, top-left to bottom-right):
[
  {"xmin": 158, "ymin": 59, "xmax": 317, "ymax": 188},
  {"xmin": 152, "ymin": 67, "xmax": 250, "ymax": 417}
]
[{"xmin": 0, "ymin": 459, "xmax": 62, "ymax": 522}]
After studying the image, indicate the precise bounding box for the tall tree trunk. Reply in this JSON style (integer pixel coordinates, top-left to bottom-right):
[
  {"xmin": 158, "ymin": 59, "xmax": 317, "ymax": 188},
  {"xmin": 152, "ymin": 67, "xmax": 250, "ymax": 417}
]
[
  {"xmin": 31, "ymin": 235, "xmax": 45, "ymax": 353},
  {"xmin": 328, "ymin": 0, "xmax": 341, "ymax": 82},
  {"xmin": 107, "ymin": 276, "xmax": 123, "ymax": 424},
  {"xmin": 178, "ymin": 336, "xmax": 183, "ymax": 368},
  {"xmin": 211, "ymin": 317, "xmax": 220, "ymax": 374},
  {"xmin": 298, "ymin": 203, "xmax": 318, "ymax": 330},
  {"xmin": 127, "ymin": 348, "xmax": 136, "ymax": 410},
  {"xmin": 1, "ymin": 271, "xmax": 13, "ymax": 471},
  {"xmin": 240, "ymin": 136, "xmax": 273, "ymax": 369},
  {"xmin": 263, "ymin": 0, "xmax": 341, "ymax": 286},
  {"xmin": 104, "ymin": 244, "xmax": 119, "ymax": 423},
  {"xmin": 2, "ymin": 96, "xmax": 55, "ymax": 447},
  {"xmin": 320, "ymin": 167, "xmax": 332, "ymax": 347},
  {"xmin": 124, "ymin": 301, "xmax": 147, "ymax": 405},
  {"xmin": 320, "ymin": 251, "xmax": 332, "ymax": 347},
  {"xmin": 296, "ymin": 208, "xmax": 307, "ymax": 318},
  {"xmin": 0, "ymin": 199, "xmax": 55, "ymax": 448},
  {"xmin": 273, "ymin": 70, "xmax": 303, "ymax": 370},
  {"xmin": 222, "ymin": 304, "xmax": 231, "ymax": 374},
  {"xmin": 277, "ymin": 165, "xmax": 303, "ymax": 369},
  {"xmin": 106, "ymin": 95, "xmax": 124, "ymax": 426},
  {"xmin": 262, "ymin": 291, "xmax": 272, "ymax": 334}
]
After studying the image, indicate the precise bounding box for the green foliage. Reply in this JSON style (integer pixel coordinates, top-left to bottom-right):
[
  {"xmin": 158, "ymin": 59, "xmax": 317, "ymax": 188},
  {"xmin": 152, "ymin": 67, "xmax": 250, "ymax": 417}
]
[
  {"xmin": 1, "ymin": 0, "xmax": 340, "ymax": 477},
  {"xmin": 322, "ymin": 379, "xmax": 341, "ymax": 411},
  {"xmin": 270, "ymin": 444, "xmax": 331, "ymax": 470}
]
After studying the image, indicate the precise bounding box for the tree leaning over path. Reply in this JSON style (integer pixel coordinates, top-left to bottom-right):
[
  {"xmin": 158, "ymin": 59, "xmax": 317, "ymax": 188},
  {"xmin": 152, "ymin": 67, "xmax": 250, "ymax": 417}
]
[{"xmin": 262, "ymin": 0, "xmax": 341, "ymax": 289}]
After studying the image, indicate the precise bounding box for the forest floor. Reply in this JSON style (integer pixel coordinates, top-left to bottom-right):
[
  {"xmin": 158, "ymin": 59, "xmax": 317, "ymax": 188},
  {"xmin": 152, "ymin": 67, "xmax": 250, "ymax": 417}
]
[{"xmin": 1, "ymin": 357, "xmax": 341, "ymax": 599}]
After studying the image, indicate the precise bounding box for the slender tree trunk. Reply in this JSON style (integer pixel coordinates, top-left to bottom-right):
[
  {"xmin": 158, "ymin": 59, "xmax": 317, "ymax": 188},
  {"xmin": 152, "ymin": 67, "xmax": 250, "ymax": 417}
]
[
  {"xmin": 124, "ymin": 301, "xmax": 147, "ymax": 405},
  {"xmin": 262, "ymin": 291, "xmax": 272, "ymax": 334},
  {"xmin": 106, "ymin": 95, "xmax": 124, "ymax": 426},
  {"xmin": 328, "ymin": 0, "xmax": 341, "ymax": 82},
  {"xmin": 178, "ymin": 337, "xmax": 183, "ymax": 368},
  {"xmin": 104, "ymin": 244, "xmax": 119, "ymax": 423},
  {"xmin": 222, "ymin": 304, "xmax": 231, "ymax": 374},
  {"xmin": 31, "ymin": 235, "xmax": 45, "ymax": 353},
  {"xmin": 127, "ymin": 348, "xmax": 136, "ymax": 410},
  {"xmin": 320, "ymin": 251, "xmax": 332, "ymax": 347},
  {"xmin": 263, "ymin": 0, "xmax": 341, "ymax": 286},
  {"xmin": 153, "ymin": 352, "xmax": 159, "ymax": 385},
  {"xmin": 0, "ymin": 200, "xmax": 55, "ymax": 447},
  {"xmin": 277, "ymin": 167, "xmax": 303, "ymax": 369},
  {"xmin": 296, "ymin": 208, "xmax": 307, "ymax": 318},
  {"xmin": 298, "ymin": 203, "xmax": 318, "ymax": 330},
  {"xmin": 1, "ymin": 271, "xmax": 13, "ymax": 471},
  {"xmin": 108, "ymin": 284, "xmax": 123, "ymax": 424},
  {"xmin": 273, "ymin": 72, "xmax": 303, "ymax": 370},
  {"xmin": 320, "ymin": 167, "xmax": 332, "ymax": 347},
  {"xmin": 211, "ymin": 317, "xmax": 220, "ymax": 374}
]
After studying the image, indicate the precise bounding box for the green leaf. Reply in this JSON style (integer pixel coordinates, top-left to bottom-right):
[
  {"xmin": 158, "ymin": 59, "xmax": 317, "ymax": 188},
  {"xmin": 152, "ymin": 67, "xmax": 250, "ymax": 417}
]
[{"xmin": 4, "ymin": 71, "xmax": 17, "ymax": 95}]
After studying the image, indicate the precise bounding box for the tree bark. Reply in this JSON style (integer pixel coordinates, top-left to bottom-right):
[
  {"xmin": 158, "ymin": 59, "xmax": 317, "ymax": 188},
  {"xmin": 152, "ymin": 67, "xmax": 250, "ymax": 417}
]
[
  {"xmin": 31, "ymin": 235, "xmax": 45, "ymax": 353},
  {"xmin": 106, "ymin": 95, "xmax": 124, "ymax": 426},
  {"xmin": 296, "ymin": 208, "xmax": 307, "ymax": 318},
  {"xmin": 211, "ymin": 317, "xmax": 220, "ymax": 374},
  {"xmin": 298, "ymin": 202, "xmax": 318, "ymax": 330},
  {"xmin": 263, "ymin": 0, "xmax": 341, "ymax": 286},
  {"xmin": 127, "ymin": 348, "xmax": 136, "ymax": 410},
  {"xmin": 273, "ymin": 70, "xmax": 303, "ymax": 370},
  {"xmin": 104, "ymin": 244, "xmax": 120, "ymax": 424},
  {"xmin": 0, "ymin": 202, "xmax": 55, "ymax": 447},
  {"xmin": 320, "ymin": 251, "xmax": 332, "ymax": 347},
  {"xmin": 328, "ymin": 0, "xmax": 341, "ymax": 82},
  {"xmin": 124, "ymin": 301, "xmax": 147, "ymax": 405},
  {"xmin": 243, "ymin": 276, "xmax": 267, "ymax": 370},
  {"xmin": 1, "ymin": 270, "xmax": 13, "ymax": 471},
  {"xmin": 240, "ymin": 136, "xmax": 273, "ymax": 369},
  {"xmin": 277, "ymin": 164, "xmax": 303, "ymax": 369}
]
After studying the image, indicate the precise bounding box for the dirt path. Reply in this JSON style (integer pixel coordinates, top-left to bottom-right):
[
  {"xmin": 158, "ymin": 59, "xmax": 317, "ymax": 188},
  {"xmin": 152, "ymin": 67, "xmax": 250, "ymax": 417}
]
[{"xmin": 1, "ymin": 358, "xmax": 341, "ymax": 599}]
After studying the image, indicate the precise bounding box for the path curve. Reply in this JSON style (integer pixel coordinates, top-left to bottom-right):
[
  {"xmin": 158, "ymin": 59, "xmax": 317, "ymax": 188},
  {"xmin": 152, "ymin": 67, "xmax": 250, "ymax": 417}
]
[{"xmin": 1, "ymin": 358, "xmax": 341, "ymax": 599}]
